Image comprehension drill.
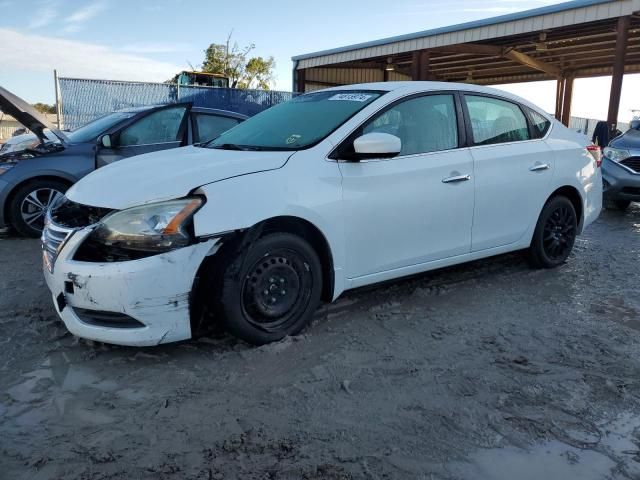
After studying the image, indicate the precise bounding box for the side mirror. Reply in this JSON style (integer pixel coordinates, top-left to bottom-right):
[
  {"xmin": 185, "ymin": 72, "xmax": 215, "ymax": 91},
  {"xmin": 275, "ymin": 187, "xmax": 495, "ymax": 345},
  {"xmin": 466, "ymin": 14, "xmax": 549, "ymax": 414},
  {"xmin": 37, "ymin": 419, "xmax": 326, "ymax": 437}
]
[
  {"xmin": 99, "ymin": 134, "xmax": 112, "ymax": 148},
  {"xmin": 630, "ymin": 119, "xmax": 640, "ymax": 131},
  {"xmin": 351, "ymin": 132, "xmax": 401, "ymax": 161}
]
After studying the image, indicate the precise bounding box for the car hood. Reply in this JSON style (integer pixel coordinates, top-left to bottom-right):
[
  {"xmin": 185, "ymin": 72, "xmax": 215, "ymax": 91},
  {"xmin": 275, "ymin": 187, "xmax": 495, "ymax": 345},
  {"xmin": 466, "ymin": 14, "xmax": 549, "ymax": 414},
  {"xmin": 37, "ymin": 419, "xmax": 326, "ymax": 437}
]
[
  {"xmin": 66, "ymin": 146, "xmax": 293, "ymax": 210},
  {"xmin": 0, "ymin": 86, "xmax": 69, "ymax": 145},
  {"xmin": 609, "ymin": 128, "xmax": 640, "ymax": 150}
]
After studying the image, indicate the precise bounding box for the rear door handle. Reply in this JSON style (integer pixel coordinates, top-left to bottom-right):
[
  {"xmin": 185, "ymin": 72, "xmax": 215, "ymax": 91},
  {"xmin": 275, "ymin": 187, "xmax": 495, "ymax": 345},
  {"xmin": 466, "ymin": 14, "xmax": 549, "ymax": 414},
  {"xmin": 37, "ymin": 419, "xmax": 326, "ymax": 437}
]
[
  {"xmin": 529, "ymin": 163, "xmax": 550, "ymax": 172},
  {"xmin": 442, "ymin": 174, "xmax": 471, "ymax": 184}
]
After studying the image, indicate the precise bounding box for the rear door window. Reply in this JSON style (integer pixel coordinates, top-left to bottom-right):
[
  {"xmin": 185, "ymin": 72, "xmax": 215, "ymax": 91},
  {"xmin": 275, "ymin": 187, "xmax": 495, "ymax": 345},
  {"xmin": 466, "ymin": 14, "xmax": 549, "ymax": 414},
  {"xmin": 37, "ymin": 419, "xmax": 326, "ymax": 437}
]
[
  {"xmin": 526, "ymin": 107, "xmax": 551, "ymax": 138},
  {"xmin": 465, "ymin": 95, "xmax": 530, "ymax": 145}
]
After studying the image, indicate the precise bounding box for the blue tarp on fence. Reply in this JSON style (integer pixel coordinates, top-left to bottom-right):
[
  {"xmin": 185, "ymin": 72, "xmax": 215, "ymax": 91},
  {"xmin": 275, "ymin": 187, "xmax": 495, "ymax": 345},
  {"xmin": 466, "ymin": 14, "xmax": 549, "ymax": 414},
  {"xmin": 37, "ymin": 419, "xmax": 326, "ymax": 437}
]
[{"xmin": 59, "ymin": 78, "xmax": 295, "ymax": 130}]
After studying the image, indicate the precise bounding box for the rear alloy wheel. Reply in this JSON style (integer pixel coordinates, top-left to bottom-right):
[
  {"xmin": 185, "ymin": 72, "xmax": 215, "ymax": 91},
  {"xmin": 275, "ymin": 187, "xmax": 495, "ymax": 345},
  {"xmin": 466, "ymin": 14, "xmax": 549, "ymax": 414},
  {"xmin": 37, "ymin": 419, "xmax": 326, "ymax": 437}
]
[
  {"xmin": 8, "ymin": 179, "xmax": 68, "ymax": 237},
  {"xmin": 529, "ymin": 196, "xmax": 577, "ymax": 269},
  {"xmin": 217, "ymin": 232, "xmax": 322, "ymax": 345}
]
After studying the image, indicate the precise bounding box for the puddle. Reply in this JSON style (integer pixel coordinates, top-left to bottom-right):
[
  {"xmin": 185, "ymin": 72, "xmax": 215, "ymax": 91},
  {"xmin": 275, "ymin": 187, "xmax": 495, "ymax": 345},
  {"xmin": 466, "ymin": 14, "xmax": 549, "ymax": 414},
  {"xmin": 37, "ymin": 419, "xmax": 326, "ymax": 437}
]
[{"xmin": 451, "ymin": 413, "xmax": 640, "ymax": 480}]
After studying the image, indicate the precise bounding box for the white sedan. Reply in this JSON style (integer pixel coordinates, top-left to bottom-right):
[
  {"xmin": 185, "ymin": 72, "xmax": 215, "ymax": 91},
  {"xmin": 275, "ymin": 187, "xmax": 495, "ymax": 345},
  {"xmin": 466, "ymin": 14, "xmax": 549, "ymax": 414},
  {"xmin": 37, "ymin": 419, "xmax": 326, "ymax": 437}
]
[{"xmin": 42, "ymin": 82, "xmax": 602, "ymax": 346}]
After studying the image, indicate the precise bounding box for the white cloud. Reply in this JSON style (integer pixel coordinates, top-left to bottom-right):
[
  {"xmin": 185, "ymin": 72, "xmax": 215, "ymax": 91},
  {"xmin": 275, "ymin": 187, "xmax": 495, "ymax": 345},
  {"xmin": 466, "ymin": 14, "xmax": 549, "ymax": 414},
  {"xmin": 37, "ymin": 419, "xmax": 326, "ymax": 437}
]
[
  {"xmin": 0, "ymin": 28, "xmax": 183, "ymax": 82},
  {"xmin": 28, "ymin": 2, "xmax": 57, "ymax": 29},
  {"xmin": 62, "ymin": 1, "xmax": 106, "ymax": 32},
  {"xmin": 66, "ymin": 1, "xmax": 105, "ymax": 23}
]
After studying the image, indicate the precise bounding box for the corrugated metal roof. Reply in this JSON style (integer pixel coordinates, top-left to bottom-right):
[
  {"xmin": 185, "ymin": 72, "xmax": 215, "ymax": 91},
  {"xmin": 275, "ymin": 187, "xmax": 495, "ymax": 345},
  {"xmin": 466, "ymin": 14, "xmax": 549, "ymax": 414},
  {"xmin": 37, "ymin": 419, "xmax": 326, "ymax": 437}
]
[{"xmin": 292, "ymin": 0, "xmax": 629, "ymax": 67}]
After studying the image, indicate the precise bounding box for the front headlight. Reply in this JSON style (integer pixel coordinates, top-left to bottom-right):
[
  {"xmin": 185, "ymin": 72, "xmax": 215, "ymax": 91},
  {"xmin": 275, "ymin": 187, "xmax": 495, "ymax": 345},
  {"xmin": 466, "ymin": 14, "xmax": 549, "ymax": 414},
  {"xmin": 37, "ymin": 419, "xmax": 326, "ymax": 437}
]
[
  {"xmin": 77, "ymin": 197, "xmax": 203, "ymax": 261},
  {"xmin": 603, "ymin": 147, "xmax": 631, "ymax": 163}
]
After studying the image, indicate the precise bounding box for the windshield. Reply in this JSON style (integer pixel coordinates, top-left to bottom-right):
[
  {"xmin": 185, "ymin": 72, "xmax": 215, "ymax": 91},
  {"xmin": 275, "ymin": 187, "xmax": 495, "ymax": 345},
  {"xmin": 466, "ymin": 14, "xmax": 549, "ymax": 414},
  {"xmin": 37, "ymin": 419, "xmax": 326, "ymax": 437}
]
[
  {"xmin": 208, "ymin": 90, "xmax": 383, "ymax": 150},
  {"xmin": 66, "ymin": 112, "xmax": 136, "ymax": 143}
]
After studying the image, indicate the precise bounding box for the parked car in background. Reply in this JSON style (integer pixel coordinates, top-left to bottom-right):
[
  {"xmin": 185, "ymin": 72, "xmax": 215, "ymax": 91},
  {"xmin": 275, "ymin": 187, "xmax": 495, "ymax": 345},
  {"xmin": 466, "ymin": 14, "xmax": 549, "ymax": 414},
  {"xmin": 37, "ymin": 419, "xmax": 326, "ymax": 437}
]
[
  {"xmin": 602, "ymin": 119, "xmax": 640, "ymax": 210},
  {"xmin": 0, "ymin": 86, "xmax": 246, "ymax": 236},
  {"xmin": 42, "ymin": 82, "xmax": 602, "ymax": 348}
]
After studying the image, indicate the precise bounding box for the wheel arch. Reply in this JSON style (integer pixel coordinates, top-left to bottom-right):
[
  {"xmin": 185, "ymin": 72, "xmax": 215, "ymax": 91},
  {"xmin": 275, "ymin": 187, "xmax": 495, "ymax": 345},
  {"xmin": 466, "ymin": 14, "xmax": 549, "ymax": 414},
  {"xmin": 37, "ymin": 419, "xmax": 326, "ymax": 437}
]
[
  {"xmin": 189, "ymin": 215, "xmax": 335, "ymax": 336},
  {"xmin": 548, "ymin": 185, "xmax": 584, "ymax": 231}
]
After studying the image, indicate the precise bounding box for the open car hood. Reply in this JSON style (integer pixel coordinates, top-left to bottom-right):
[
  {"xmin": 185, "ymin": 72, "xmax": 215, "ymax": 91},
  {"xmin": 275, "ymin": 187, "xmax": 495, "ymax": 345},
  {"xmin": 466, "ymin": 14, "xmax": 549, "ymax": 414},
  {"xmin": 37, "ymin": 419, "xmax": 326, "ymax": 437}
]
[
  {"xmin": 66, "ymin": 145, "xmax": 292, "ymax": 210},
  {"xmin": 0, "ymin": 86, "xmax": 69, "ymax": 145}
]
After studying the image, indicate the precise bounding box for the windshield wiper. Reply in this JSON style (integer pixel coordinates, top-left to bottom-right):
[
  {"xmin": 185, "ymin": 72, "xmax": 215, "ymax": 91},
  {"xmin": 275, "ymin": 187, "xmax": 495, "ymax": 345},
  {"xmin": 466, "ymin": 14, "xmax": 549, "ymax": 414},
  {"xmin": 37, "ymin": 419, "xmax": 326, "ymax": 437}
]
[{"xmin": 211, "ymin": 143, "xmax": 246, "ymax": 151}]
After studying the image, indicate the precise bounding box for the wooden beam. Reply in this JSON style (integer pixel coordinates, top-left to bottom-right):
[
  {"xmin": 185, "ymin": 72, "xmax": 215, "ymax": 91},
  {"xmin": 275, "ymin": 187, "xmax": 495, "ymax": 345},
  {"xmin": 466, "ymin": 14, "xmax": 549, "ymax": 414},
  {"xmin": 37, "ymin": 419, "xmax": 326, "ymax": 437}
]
[
  {"xmin": 503, "ymin": 48, "xmax": 561, "ymax": 77},
  {"xmin": 561, "ymin": 75, "xmax": 574, "ymax": 126},
  {"xmin": 429, "ymin": 43, "xmax": 561, "ymax": 77},
  {"xmin": 607, "ymin": 16, "xmax": 631, "ymax": 135}
]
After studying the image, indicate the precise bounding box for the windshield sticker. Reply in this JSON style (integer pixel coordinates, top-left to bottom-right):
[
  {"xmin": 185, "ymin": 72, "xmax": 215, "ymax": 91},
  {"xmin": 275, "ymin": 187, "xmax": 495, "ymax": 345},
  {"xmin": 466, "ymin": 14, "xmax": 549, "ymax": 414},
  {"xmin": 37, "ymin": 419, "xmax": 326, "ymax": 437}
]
[
  {"xmin": 286, "ymin": 134, "xmax": 302, "ymax": 145},
  {"xmin": 328, "ymin": 93, "xmax": 373, "ymax": 102}
]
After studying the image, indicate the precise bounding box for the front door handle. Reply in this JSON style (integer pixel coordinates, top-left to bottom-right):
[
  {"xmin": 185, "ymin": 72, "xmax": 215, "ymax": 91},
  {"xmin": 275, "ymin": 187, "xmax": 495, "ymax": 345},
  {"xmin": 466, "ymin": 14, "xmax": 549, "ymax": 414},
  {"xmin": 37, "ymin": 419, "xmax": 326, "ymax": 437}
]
[
  {"xmin": 442, "ymin": 174, "xmax": 471, "ymax": 184},
  {"xmin": 529, "ymin": 163, "xmax": 550, "ymax": 172}
]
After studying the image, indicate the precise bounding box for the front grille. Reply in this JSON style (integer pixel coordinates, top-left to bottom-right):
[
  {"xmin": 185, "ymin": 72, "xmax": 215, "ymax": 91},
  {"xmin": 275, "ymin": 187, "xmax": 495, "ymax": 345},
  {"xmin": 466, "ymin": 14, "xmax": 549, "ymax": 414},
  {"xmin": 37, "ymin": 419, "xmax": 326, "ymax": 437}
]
[
  {"xmin": 42, "ymin": 218, "xmax": 74, "ymax": 273},
  {"xmin": 622, "ymin": 187, "xmax": 640, "ymax": 196},
  {"xmin": 620, "ymin": 157, "xmax": 640, "ymax": 173}
]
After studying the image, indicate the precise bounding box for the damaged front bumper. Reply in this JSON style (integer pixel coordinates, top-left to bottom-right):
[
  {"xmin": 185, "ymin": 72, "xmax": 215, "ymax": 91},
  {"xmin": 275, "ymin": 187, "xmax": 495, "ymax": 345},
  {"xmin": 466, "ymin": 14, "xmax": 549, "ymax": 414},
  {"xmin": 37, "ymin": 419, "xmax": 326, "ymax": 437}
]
[{"xmin": 43, "ymin": 226, "xmax": 219, "ymax": 346}]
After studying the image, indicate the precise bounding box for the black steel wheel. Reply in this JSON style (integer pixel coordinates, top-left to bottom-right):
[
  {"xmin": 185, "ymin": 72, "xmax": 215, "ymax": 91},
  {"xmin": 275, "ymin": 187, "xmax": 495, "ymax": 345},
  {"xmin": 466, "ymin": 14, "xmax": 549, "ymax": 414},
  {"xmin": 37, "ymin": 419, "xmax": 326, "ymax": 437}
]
[
  {"xmin": 217, "ymin": 232, "xmax": 322, "ymax": 345},
  {"xmin": 529, "ymin": 195, "xmax": 578, "ymax": 269}
]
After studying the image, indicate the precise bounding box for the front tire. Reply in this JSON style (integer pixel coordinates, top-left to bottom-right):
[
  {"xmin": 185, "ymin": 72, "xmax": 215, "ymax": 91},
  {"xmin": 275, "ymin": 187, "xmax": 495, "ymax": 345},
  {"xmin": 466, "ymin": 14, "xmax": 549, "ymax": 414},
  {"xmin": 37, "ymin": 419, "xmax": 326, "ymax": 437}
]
[
  {"xmin": 528, "ymin": 196, "xmax": 577, "ymax": 269},
  {"xmin": 8, "ymin": 179, "xmax": 68, "ymax": 237},
  {"xmin": 217, "ymin": 232, "xmax": 323, "ymax": 345}
]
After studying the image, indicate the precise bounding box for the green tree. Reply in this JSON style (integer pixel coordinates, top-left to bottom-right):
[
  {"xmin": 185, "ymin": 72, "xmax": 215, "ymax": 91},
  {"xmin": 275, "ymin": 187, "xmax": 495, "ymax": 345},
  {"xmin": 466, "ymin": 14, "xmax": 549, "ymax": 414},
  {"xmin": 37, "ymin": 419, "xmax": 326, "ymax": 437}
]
[
  {"xmin": 32, "ymin": 103, "xmax": 56, "ymax": 114},
  {"xmin": 201, "ymin": 32, "xmax": 275, "ymax": 90}
]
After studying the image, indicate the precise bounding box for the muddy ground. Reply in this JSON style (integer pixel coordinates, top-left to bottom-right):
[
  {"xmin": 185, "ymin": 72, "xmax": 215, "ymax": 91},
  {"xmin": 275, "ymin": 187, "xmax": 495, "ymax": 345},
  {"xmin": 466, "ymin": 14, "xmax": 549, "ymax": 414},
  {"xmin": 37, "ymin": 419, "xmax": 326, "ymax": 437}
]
[{"xmin": 1, "ymin": 205, "xmax": 640, "ymax": 479}]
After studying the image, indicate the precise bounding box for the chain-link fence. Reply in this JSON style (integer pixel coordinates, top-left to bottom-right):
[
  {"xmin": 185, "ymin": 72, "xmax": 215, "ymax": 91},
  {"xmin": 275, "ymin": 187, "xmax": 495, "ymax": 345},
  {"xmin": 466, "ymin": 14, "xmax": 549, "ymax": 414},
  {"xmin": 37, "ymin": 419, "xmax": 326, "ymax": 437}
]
[
  {"xmin": 58, "ymin": 77, "xmax": 295, "ymax": 130},
  {"xmin": 569, "ymin": 116, "xmax": 628, "ymax": 139}
]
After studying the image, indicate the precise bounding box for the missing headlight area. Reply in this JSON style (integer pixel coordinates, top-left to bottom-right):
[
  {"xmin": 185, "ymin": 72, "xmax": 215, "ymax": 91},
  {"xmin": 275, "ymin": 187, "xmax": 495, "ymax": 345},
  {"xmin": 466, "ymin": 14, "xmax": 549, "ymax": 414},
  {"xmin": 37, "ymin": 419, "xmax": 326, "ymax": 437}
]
[{"xmin": 50, "ymin": 197, "xmax": 114, "ymax": 229}]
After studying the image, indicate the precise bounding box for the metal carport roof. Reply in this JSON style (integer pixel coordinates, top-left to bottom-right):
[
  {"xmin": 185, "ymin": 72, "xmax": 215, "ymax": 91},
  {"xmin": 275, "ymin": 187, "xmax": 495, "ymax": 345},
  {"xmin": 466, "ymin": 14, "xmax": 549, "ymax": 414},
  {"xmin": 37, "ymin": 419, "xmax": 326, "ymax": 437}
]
[{"xmin": 292, "ymin": 0, "xmax": 640, "ymax": 130}]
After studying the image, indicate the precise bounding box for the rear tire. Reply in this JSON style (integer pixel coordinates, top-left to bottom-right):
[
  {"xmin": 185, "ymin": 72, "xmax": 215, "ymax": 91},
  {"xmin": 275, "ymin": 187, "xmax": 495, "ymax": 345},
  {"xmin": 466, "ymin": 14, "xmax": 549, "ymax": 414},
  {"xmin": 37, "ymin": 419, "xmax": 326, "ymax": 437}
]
[
  {"xmin": 7, "ymin": 179, "xmax": 68, "ymax": 237},
  {"xmin": 528, "ymin": 196, "xmax": 577, "ymax": 269},
  {"xmin": 216, "ymin": 232, "xmax": 323, "ymax": 345}
]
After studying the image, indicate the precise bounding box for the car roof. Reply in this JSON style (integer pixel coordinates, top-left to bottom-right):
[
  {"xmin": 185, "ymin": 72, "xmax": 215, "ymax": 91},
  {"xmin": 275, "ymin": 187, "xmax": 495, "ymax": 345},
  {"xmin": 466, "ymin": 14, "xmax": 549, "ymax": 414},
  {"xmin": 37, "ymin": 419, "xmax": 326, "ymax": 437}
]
[{"xmin": 320, "ymin": 81, "xmax": 550, "ymax": 118}]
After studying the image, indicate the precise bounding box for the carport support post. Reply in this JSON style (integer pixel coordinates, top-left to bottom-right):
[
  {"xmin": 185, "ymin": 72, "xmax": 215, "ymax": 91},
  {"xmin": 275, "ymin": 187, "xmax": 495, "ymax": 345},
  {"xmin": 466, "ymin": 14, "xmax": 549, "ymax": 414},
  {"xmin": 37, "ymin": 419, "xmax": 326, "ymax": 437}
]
[
  {"xmin": 555, "ymin": 78, "xmax": 565, "ymax": 121},
  {"xmin": 419, "ymin": 51, "xmax": 431, "ymax": 80},
  {"xmin": 296, "ymin": 68, "xmax": 306, "ymax": 94},
  {"xmin": 411, "ymin": 52, "xmax": 421, "ymax": 81},
  {"xmin": 561, "ymin": 75, "xmax": 574, "ymax": 127},
  {"xmin": 607, "ymin": 16, "xmax": 630, "ymax": 136}
]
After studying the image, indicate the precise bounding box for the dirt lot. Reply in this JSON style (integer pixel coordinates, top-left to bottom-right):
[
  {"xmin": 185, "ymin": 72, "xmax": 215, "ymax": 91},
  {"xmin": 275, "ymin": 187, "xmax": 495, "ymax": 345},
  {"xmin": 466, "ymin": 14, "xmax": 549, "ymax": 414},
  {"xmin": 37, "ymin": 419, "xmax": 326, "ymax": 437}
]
[{"xmin": 1, "ymin": 205, "xmax": 640, "ymax": 480}]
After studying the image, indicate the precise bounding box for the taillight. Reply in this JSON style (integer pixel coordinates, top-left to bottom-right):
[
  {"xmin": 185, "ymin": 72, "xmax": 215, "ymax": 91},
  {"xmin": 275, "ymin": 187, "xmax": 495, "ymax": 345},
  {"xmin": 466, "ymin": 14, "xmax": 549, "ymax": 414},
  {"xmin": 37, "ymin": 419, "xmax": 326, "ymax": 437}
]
[{"xmin": 587, "ymin": 144, "xmax": 602, "ymax": 167}]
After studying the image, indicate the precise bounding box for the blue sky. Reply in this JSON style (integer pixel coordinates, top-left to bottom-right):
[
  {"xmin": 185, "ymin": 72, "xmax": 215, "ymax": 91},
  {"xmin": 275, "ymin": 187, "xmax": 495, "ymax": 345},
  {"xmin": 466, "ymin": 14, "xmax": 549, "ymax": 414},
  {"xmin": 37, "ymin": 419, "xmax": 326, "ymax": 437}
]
[{"xmin": 0, "ymin": 0, "xmax": 638, "ymax": 121}]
